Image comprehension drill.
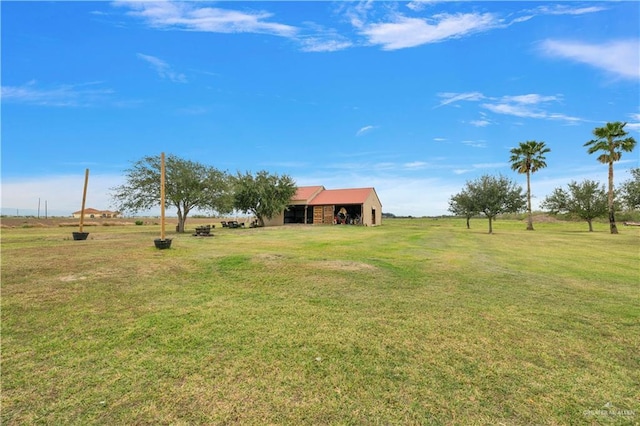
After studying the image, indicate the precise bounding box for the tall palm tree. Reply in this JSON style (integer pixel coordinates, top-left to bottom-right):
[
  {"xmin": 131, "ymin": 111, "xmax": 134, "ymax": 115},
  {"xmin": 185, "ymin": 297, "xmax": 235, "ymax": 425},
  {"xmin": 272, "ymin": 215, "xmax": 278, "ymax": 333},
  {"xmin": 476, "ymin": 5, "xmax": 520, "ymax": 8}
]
[
  {"xmin": 510, "ymin": 140, "xmax": 550, "ymax": 230},
  {"xmin": 584, "ymin": 121, "xmax": 637, "ymax": 234}
]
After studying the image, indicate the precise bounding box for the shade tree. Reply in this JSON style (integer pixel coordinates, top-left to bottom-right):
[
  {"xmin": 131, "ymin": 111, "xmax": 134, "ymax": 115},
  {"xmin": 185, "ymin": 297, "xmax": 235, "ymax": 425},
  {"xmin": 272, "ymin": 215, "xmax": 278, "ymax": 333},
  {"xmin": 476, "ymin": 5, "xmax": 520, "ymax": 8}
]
[
  {"xmin": 233, "ymin": 170, "xmax": 297, "ymax": 227},
  {"xmin": 618, "ymin": 168, "xmax": 640, "ymax": 211},
  {"xmin": 457, "ymin": 174, "xmax": 526, "ymax": 234},
  {"xmin": 541, "ymin": 180, "xmax": 608, "ymax": 232},
  {"xmin": 448, "ymin": 189, "xmax": 477, "ymax": 229},
  {"xmin": 110, "ymin": 154, "xmax": 233, "ymax": 233}
]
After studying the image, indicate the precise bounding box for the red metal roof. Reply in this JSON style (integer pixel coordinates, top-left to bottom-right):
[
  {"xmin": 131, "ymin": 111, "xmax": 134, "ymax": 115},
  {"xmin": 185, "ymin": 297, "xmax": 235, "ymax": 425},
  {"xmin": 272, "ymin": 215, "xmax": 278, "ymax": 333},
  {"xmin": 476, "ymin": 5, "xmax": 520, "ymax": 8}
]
[
  {"xmin": 292, "ymin": 186, "xmax": 324, "ymax": 202},
  {"xmin": 308, "ymin": 187, "xmax": 377, "ymax": 206}
]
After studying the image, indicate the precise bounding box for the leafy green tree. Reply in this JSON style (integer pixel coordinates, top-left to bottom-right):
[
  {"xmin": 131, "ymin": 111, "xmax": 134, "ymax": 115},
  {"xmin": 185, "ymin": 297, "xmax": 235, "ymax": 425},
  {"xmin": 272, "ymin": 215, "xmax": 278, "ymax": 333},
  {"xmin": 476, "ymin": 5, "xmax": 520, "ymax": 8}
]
[
  {"xmin": 584, "ymin": 122, "xmax": 637, "ymax": 234},
  {"xmin": 619, "ymin": 168, "xmax": 640, "ymax": 211},
  {"xmin": 233, "ymin": 170, "xmax": 297, "ymax": 227},
  {"xmin": 509, "ymin": 140, "xmax": 550, "ymax": 231},
  {"xmin": 541, "ymin": 180, "xmax": 608, "ymax": 232},
  {"xmin": 463, "ymin": 174, "xmax": 526, "ymax": 234},
  {"xmin": 111, "ymin": 154, "xmax": 233, "ymax": 233},
  {"xmin": 448, "ymin": 189, "xmax": 477, "ymax": 229}
]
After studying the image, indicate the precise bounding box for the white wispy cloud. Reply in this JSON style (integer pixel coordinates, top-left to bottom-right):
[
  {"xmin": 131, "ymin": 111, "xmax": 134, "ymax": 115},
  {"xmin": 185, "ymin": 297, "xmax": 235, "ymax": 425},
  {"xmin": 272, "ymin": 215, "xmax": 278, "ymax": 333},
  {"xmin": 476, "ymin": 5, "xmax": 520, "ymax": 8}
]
[
  {"xmin": 114, "ymin": 1, "xmax": 298, "ymax": 37},
  {"xmin": 509, "ymin": 4, "xmax": 604, "ymax": 27},
  {"xmin": 482, "ymin": 102, "xmax": 546, "ymax": 119},
  {"xmin": 539, "ymin": 39, "xmax": 640, "ymax": 80},
  {"xmin": 435, "ymin": 91, "xmax": 485, "ymax": 108},
  {"xmin": 535, "ymin": 5, "xmax": 607, "ymax": 16},
  {"xmin": 115, "ymin": 1, "xmax": 357, "ymax": 53},
  {"xmin": 299, "ymin": 37, "xmax": 353, "ymax": 53},
  {"xmin": 469, "ymin": 112, "xmax": 492, "ymax": 127},
  {"xmin": 501, "ymin": 94, "xmax": 561, "ymax": 105},
  {"xmin": 111, "ymin": 1, "xmax": 615, "ymax": 58},
  {"xmin": 295, "ymin": 21, "xmax": 353, "ymax": 52},
  {"xmin": 137, "ymin": 53, "xmax": 187, "ymax": 83},
  {"xmin": 1, "ymin": 81, "xmax": 114, "ymax": 107},
  {"xmin": 625, "ymin": 113, "xmax": 640, "ymax": 132},
  {"xmin": 406, "ymin": 1, "xmax": 441, "ymax": 12},
  {"xmin": 472, "ymin": 162, "xmax": 508, "ymax": 169},
  {"xmin": 358, "ymin": 12, "xmax": 500, "ymax": 50},
  {"xmin": 452, "ymin": 169, "xmax": 472, "ymax": 175},
  {"xmin": 470, "ymin": 120, "xmax": 491, "ymax": 127},
  {"xmin": 403, "ymin": 161, "xmax": 429, "ymax": 169},
  {"xmin": 482, "ymin": 94, "xmax": 582, "ymax": 123},
  {"xmin": 452, "ymin": 161, "xmax": 508, "ymax": 176},
  {"xmin": 462, "ymin": 140, "xmax": 487, "ymax": 148},
  {"xmin": 439, "ymin": 91, "xmax": 582, "ymax": 124},
  {"xmin": 346, "ymin": 2, "xmax": 608, "ymax": 52},
  {"xmin": 356, "ymin": 125, "xmax": 377, "ymax": 136}
]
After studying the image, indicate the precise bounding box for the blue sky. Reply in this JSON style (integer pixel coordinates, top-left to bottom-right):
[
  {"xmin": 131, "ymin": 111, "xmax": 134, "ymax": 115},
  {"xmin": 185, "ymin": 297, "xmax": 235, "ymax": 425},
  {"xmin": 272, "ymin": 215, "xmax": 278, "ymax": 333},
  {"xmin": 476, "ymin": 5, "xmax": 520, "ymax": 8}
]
[{"xmin": 2, "ymin": 1, "xmax": 639, "ymax": 217}]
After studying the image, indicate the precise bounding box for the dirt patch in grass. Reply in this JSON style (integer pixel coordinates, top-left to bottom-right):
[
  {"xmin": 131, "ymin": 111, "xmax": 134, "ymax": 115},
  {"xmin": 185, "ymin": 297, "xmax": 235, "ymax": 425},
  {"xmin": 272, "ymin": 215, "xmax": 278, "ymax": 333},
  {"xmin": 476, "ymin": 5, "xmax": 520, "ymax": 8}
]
[
  {"xmin": 254, "ymin": 253, "xmax": 289, "ymax": 262},
  {"xmin": 59, "ymin": 274, "xmax": 88, "ymax": 282},
  {"xmin": 252, "ymin": 254, "xmax": 379, "ymax": 273},
  {"xmin": 314, "ymin": 260, "xmax": 378, "ymax": 272}
]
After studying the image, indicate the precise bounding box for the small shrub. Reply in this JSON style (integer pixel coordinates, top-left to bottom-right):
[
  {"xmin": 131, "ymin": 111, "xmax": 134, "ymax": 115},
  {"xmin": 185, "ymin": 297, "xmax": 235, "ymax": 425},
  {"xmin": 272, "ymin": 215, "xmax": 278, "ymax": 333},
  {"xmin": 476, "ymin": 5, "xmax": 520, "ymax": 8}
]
[
  {"xmin": 135, "ymin": 220, "xmax": 144, "ymax": 226},
  {"xmin": 617, "ymin": 210, "xmax": 640, "ymax": 222}
]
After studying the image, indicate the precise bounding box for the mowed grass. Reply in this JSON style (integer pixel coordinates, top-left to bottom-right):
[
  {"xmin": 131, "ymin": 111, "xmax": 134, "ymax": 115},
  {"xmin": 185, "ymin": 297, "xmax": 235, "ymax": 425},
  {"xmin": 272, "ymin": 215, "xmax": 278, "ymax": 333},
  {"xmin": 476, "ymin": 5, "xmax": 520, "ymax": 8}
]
[{"xmin": 1, "ymin": 218, "xmax": 638, "ymax": 425}]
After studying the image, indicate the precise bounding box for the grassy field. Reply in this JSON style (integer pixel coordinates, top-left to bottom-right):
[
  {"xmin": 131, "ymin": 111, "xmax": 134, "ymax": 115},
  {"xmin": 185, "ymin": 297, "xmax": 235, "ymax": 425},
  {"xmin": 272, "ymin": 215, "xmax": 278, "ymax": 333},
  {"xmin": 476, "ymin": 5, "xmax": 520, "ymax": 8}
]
[{"xmin": 1, "ymin": 218, "xmax": 638, "ymax": 425}]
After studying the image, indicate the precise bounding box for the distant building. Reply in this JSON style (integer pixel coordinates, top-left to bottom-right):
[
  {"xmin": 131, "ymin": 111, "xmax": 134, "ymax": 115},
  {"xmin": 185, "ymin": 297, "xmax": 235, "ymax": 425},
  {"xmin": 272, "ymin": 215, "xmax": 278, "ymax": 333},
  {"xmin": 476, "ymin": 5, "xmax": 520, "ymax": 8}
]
[
  {"xmin": 72, "ymin": 208, "xmax": 120, "ymax": 219},
  {"xmin": 264, "ymin": 186, "xmax": 382, "ymax": 226}
]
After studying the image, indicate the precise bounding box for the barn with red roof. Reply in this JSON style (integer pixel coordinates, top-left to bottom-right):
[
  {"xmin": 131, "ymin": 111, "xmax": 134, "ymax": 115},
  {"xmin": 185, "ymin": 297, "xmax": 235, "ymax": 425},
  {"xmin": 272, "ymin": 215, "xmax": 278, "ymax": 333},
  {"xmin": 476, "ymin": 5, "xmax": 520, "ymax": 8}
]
[{"xmin": 264, "ymin": 186, "xmax": 382, "ymax": 226}]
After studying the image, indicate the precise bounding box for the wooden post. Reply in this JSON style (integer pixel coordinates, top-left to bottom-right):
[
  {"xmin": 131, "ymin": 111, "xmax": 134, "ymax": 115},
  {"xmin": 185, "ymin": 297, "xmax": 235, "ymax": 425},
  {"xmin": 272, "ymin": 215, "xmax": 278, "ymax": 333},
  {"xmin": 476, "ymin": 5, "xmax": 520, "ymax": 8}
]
[
  {"xmin": 160, "ymin": 152, "xmax": 166, "ymax": 241},
  {"xmin": 79, "ymin": 169, "xmax": 89, "ymax": 233}
]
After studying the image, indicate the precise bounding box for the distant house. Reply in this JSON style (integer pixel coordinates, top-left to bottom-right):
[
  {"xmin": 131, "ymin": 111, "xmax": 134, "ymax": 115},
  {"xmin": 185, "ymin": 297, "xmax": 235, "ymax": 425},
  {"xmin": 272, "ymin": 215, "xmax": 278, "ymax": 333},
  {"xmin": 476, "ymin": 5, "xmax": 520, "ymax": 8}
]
[
  {"xmin": 264, "ymin": 186, "xmax": 382, "ymax": 226},
  {"xmin": 72, "ymin": 208, "xmax": 120, "ymax": 219}
]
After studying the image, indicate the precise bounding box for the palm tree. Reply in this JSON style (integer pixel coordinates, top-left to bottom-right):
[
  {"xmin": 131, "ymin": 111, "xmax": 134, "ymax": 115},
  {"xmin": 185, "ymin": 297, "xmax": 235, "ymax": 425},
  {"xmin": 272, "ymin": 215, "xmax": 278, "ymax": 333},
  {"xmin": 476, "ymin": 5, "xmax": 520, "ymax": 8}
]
[
  {"xmin": 584, "ymin": 121, "xmax": 637, "ymax": 234},
  {"xmin": 510, "ymin": 140, "xmax": 550, "ymax": 230}
]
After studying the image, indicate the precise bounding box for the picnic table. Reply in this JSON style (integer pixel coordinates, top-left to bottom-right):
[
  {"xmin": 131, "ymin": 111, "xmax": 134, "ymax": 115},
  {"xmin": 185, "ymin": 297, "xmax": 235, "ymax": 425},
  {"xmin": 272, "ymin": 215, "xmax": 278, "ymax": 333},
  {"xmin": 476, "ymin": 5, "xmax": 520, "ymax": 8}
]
[
  {"xmin": 221, "ymin": 221, "xmax": 244, "ymax": 228},
  {"xmin": 193, "ymin": 225, "xmax": 213, "ymax": 236}
]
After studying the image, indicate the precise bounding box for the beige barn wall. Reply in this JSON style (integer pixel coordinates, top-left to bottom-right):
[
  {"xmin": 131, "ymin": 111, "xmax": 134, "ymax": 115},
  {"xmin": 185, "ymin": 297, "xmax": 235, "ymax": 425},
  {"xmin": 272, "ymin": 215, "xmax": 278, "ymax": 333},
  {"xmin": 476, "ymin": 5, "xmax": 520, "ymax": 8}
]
[
  {"xmin": 361, "ymin": 193, "xmax": 382, "ymax": 226},
  {"xmin": 263, "ymin": 211, "xmax": 284, "ymax": 227}
]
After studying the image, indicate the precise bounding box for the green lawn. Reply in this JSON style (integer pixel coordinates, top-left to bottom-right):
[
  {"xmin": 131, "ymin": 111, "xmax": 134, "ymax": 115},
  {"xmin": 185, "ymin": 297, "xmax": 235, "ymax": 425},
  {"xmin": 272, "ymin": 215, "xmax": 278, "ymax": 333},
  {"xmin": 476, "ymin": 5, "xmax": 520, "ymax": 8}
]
[{"xmin": 2, "ymin": 218, "xmax": 639, "ymax": 424}]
